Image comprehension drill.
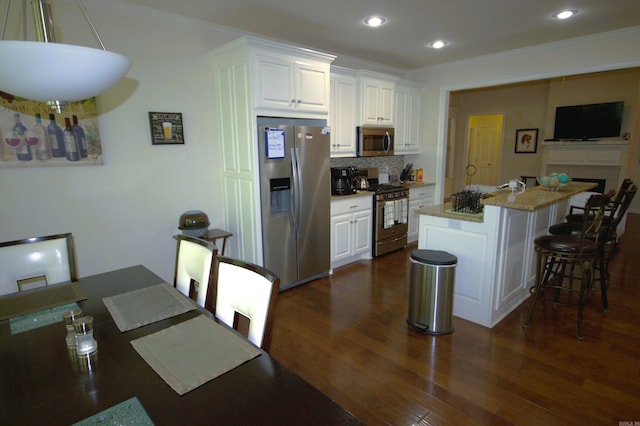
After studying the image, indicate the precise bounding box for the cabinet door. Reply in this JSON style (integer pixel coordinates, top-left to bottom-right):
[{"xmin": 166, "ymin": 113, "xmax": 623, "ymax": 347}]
[
  {"xmin": 395, "ymin": 84, "xmax": 420, "ymax": 154},
  {"xmin": 378, "ymin": 80, "xmax": 395, "ymax": 126},
  {"xmin": 408, "ymin": 187, "xmax": 434, "ymax": 243},
  {"xmin": 352, "ymin": 210, "xmax": 372, "ymax": 255},
  {"xmin": 294, "ymin": 60, "xmax": 329, "ymax": 113},
  {"xmin": 361, "ymin": 80, "xmax": 382, "ymax": 125},
  {"xmin": 394, "ymin": 89, "xmax": 408, "ymax": 151},
  {"xmin": 408, "ymin": 199, "xmax": 420, "ymax": 243},
  {"xmin": 406, "ymin": 90, "xmax": 420, "ymax": 152},
  {"xmin": 253, "ymin": 54, "xmax": 294, "ymax": 110},
  {"xmin": 331, "ymin": 212, "xmax": 353, "ymax": 263},
  {"xmin": 330, "ymin": 75, "xmax": 356, "ymax": 157}
]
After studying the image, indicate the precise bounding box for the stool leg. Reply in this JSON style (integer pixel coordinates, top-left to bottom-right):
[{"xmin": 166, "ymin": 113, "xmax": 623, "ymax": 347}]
[
  {"xmin": 524, "ymin": 250, "xmax": 547, "ymax": 328},
  {"xmin": 577, "ymin": 259, "xmax": 593, "ymax": 340},
  {"xmin": 599, "ymin": 242, "xmax": 609, "ymax": 313}
]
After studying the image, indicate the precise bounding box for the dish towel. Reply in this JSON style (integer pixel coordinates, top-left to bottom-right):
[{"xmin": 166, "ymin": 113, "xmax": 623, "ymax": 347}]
[
  {"xmin": 384, "ymin": 201, "xmax": 395, "ymax": 228},
  {"xmin": 399, "ymin": 198, "xmax": 408, "ymax": 224}
]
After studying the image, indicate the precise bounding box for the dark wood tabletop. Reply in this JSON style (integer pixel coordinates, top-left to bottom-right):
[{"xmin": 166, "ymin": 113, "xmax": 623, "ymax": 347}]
[{"xmin": 0, "ymin": 265, "xmax": 362, "ymax": 425}]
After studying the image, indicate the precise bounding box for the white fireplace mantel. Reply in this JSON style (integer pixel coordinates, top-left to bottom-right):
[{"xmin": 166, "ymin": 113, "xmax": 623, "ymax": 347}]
[
  {"xmin": 541, "ymin": 140, "xmax": 629, "ymax": 192},
  {"xmin": 541, "ymin": 140, "xmax": 629, "ymax": 166}
]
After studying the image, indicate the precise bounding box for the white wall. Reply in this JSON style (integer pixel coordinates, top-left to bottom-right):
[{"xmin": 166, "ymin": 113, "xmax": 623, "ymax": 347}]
[
  {"xmin": 408, "ymin": 27, "xmax": 640, "ymax": 212},
  {"xmin": 449, "ymin": 81, "xmax": 550, "ymax": 189},
  {"xmin": 0, "ymin": 0, "xmax": 244, "ymax": 282}
]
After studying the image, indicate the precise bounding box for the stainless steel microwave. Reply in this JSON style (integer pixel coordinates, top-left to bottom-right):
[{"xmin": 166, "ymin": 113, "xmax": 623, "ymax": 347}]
[{"xmin": 357, "ymin": 127, "xmax": 394, "ymax": 157}]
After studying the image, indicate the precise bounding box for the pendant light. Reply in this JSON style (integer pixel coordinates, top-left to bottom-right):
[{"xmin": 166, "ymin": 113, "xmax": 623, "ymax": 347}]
[{"xmin": 0, "ymin": 0, "xmax": 131, "ymax": 111}]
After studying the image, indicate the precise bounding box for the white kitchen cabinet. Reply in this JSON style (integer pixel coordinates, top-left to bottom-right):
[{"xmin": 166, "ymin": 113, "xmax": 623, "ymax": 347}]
[
  {"xmin": 252, "ymin": 52, "xmax": 330, "ymax": 114},
  {"xmin": 357, "ymin": 72, "xmax": 397, "ymax": 126},
  {"xmin": 395, "ymin": 81, "xmax": 422, "ymax": 154},
  {"xmin": 331, "ymin": 195, "xmax": 373, "ymax": 268},
  {"xmin": 329, "ymin": 69, "xmax": 357, "ymax": 157},
  {"xmin": 408, "ymin": 185, "xmax": 434, "ymax": 243},
  {"xmin": 211, "ymin": 36, "xmax": 335, "ymax": 263}
]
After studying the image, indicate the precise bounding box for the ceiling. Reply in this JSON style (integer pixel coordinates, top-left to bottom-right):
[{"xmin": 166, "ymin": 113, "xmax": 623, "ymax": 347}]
[{"xmin": 120, "ymin": 0, "xmax": 640, "ymax": 70}]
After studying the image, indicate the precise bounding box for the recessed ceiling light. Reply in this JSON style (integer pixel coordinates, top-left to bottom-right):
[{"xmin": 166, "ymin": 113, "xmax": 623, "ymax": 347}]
[
  {"xmin": 428, "ymin": 40, "xmax": 448, "ymax": 49},
  {"xmin": 553, "ymin": 10, "xmax": 577, "ymax": 20},
  {"xmin": 364, "ymin": 16, "xmax": 386, "ymax": 27}
]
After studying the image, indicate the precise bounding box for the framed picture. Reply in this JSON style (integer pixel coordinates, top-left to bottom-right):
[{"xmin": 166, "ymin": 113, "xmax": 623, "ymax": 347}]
[
  {"xmin": 515, "ymin": 128, "xmax": 538, "ymax": 153},
  {"xmin": 149, "ymin": 112, "xmax": 184, "ymax": 145},
  {"xmin": 1, "ymin": 91, "xmax": 103, "ymax": 168}
]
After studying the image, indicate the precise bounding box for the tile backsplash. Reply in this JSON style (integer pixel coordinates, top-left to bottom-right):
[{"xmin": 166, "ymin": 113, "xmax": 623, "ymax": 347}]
[{"xmin": 330, "ymin": 156, "xmax": 405, "ymax": 175}]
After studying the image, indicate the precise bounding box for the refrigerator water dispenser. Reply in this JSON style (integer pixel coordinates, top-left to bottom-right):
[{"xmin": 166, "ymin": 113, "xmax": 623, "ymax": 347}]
[{"xmin": 270, "ymin": 177, "xmax": 291, "ymax": 215}]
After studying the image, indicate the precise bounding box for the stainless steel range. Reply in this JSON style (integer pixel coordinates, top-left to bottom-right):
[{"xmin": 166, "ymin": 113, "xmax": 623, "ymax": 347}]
[{"xmin": 366, "ymin": 184, "xmax": 409, "ymax": 257}]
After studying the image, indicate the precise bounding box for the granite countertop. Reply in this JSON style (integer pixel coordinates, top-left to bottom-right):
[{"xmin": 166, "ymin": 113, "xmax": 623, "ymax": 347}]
[
  {"xmin": 416, "ymin": 202, "xmax": 485, "ymax": 223},
  {"xmin": 331, "ymin": 191, "xmax": 373, "ymax": 201},
  {"xmin": 480, "ymin": 181, "xmax": 598, "ymax": 211},
  {"xmin": 331, "ymin": 181, "xmax": 434, "ymax": 201},
  {"xmin": 416, "ymin": 181, "xmax": 598, "ymax": 223},
  {"xmin": 400, "ymin": 181, "xmax": 435, "ymax": 189}
]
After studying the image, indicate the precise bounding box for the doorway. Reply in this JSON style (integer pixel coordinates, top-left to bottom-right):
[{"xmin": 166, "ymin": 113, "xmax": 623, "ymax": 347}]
[{"xmin": 464, "ymin": 114, "xmax": 503, "ymax": 187}]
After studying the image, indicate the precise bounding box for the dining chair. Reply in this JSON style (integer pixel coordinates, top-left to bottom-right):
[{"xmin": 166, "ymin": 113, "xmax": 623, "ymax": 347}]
[
  {"xmin": 0, "ymin": 233, "xmax": 78, "ymax": 296},
  {"xmin": 206, "ymin": 256, "xmax": 280, "ymax": 352},
  {"xmin": 524, "ymin": 191, "xmax": 613, "ymax": 339},
  {"xmin": 173, "ymin": 234, "xmax": 215, "ymax": 308}
]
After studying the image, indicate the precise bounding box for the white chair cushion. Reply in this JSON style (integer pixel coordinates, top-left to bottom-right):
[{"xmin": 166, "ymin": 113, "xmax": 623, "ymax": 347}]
[
  {"xmin": 215, "ymin": 262, "xmax": 274, "ymax": 348},
  {"xmin": 175, "ymin": 239, "xmax": 213, "ymax": 307}
]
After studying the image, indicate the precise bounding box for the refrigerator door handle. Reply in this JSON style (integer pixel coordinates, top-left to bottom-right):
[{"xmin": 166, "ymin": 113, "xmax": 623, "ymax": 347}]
[
  {"xmin": 290, "ymin": 147, "xmax": 301, "ymax": 238},
  {"xmin": 294, "ymin": 147, "xmax": 303, "ymax": 239}
]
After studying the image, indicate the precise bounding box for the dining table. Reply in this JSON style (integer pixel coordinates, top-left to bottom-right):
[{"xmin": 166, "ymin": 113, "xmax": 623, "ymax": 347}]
[{"xmin": 0, "ymin": 265, "xmax": 362, "ymax": 425}]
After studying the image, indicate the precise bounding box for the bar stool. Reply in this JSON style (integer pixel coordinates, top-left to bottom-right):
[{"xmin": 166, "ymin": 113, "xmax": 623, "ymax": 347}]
[
  {"xmin": 524, "ymin": 191, "xmax": 612, "ymax": 339},
  {"xmin": 547, "ymin": 183, "xmax": 636, "ymax": 312}
]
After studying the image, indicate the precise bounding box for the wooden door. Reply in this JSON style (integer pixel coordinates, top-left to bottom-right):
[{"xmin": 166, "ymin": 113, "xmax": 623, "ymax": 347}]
[{"xmin": 465, "ymin": 114, "xmax": 503, "ymax": 187}]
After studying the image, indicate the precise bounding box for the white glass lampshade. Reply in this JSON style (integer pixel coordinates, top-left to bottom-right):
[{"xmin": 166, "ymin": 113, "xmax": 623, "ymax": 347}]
[{"xmin": 0, "ymin": 40, "xmax": 131, "ymax": 101}]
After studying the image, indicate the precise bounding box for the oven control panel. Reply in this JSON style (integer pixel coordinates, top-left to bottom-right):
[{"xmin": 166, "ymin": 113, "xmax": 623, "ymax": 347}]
[{"xmin": 377, "ymin": 190, "xmax": 408, "ymax": 201}]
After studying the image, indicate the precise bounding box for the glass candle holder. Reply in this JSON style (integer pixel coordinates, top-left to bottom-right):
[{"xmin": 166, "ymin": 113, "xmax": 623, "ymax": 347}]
[
  {"xmin": 63, "ymin": 309, "xmax": 83, "ymax": 357},
  {"xmin": 73, "ymin": 316, "xmax": 98, "ymax": 356}
]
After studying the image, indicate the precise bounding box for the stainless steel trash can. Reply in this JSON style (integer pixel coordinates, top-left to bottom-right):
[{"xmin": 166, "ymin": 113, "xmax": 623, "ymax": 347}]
[{"xmin": 407, "ymin": 249, "xmax": 457, "ymax": 335}]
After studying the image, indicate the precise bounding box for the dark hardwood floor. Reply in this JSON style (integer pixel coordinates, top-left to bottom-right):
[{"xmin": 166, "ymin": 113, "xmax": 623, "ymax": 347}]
[{"xmin": 270, "ymin": 213, "xmax": 640, "ymax": 425}]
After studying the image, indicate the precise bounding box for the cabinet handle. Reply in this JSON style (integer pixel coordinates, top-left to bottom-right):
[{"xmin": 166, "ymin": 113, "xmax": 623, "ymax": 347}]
[
  {"xmin": 297, "ymin": 99, "xmax": 303, "ymax": 104},
  {"xmin": 349, "ymin": 205, "xmax": 358, "ymax": 209},
  {"xmin": 290, "ymin": 98, "xmax": 296, "ymax": 104}
]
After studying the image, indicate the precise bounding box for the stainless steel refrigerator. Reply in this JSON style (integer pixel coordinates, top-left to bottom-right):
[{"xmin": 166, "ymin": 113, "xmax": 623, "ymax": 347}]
[{"xmin": 257, "ymin": 117, "xmax": 331, "ymax": 291}]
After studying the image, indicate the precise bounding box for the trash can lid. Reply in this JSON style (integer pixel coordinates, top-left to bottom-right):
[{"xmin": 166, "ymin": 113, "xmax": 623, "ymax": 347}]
[{"xmin": 410, "ymin": 249, "xmax": 457, "ymax": 265}]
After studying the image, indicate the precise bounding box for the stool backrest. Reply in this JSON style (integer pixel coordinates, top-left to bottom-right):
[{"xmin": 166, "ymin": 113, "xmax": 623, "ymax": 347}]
[
  {"xmin": 0, "ymin": 233, "xmax": 77, "ymax": 296},
  {"xmin": 580, "ymin": 191, "xmax": 614, "ymax": 251},
  {"xmin": 605, "ymin": 183, "xmax": 637, "ymax": 238}
]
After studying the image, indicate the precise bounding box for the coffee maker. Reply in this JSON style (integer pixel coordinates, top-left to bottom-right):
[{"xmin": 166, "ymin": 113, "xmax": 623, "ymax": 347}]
[{"xmin": 331, "ymin": 167, "xmax": 357, "ymax": 195}]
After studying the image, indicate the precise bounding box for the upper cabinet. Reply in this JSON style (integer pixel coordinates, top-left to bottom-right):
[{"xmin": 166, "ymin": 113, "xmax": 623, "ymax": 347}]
[
  {"xmin": 395, "ymin": 81, "xmax": 422, "ymax": 154},
  {"xmin": 250, "ymin": 43, "xmax": 333, "ymax": 116},
  {"xmin": 357, "ymin": 71, "xmax": 397, "ymax": 126},
  {"xmin": 329, "ymin": 68, "xmax": 357, "ymax": 157}
]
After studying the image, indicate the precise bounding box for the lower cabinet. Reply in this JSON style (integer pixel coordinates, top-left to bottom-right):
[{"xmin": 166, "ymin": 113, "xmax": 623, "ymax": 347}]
[
  {"xmin": 330, "ymin": 195, "xmax": 373, "ymax": 268},
  {"xmin": 408, "ymin": 185, "xmax": 434, "ymax": 243}
]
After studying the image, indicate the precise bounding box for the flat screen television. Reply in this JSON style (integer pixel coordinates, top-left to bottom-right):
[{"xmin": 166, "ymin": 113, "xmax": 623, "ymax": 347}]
[{"xmin": 553, "ymin": 101, "xmax": 624, "ymax": 140}]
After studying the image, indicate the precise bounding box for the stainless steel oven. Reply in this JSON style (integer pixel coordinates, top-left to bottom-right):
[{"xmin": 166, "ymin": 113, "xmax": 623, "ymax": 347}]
[
  {"xmin": 357, "ymin": 127, "xmax": 394, "ymax": 157},
  {"xmin": 367, "ymin": 185, "xmax": 408, "ymax": 256}
]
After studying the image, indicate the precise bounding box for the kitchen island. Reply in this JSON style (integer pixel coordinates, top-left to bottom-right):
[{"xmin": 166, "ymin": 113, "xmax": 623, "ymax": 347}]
[{"xmin": 415, "ymin": 182, "xmax": 597, "ymax": 327}]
